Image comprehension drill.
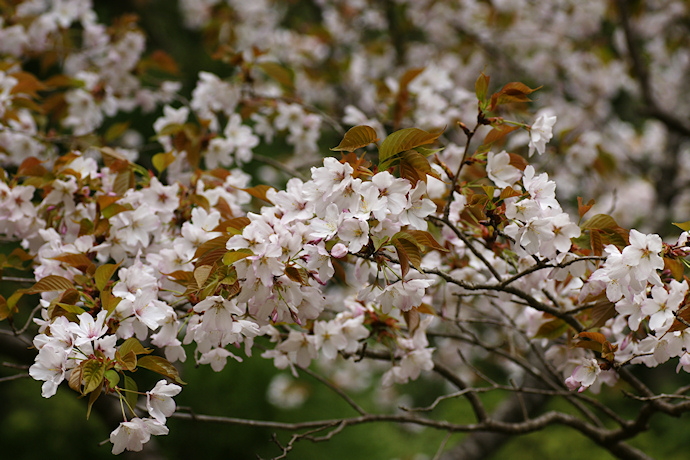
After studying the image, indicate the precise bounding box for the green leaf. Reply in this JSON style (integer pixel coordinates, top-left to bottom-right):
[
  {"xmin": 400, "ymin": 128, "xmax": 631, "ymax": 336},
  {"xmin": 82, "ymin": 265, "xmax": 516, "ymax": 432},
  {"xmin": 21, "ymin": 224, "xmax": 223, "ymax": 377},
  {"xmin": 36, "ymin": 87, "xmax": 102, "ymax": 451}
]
[
  {"xmin": 137, "ymin": 355, "xmax": 186, "ymax": 385},
  {"xmin": 123, "ymin": 374, "xmax": 138, "ymax": 416},
  {"xmin": 223, "ymin": 248, "xmax": 254, "ymax": 266},
  {"xmin": 119, "ymin": 337, "xmax": 152, "ymax": 357},
  {"xmin": 534, "ymin": 318, "xmax": 569, "ymax": 339},
  {"xmin": 20, "ymin": 275, "xmax": 74, "ymax": 294},
  {"xmin": 475, "ymin": 72, "xmax": 490, "ymax": 103},
  {"xmin": 86, "ymin": 381, "xmax": 102, "ymax": 420},
  {"xmin": 82, "ymin": 359, "xmax": 106, "ymax": 395},
  {"xmin": 104, "ymin": 369, "xmax": 120, "ymax": 390},
  {"xmin": 94, "ymin": 263, "xmax": 120, "ymax": 292},
  {"xmin": 194, "ymin": 265, "xmax": 214, "ymax": 289},
  {"xmin": 379, "ymin": 128, "xmax": 443, "ymax": 170},
  {"xmin": 105, "ymin": 121, "xmax": 131, "ymax": 142},
  {"xmin": 331, "ymin": 125, "xmax": 379, "ymax": 152},
  {"xmin": 673, "ymin": 221, "xmax": 690, "ymax": 231},
  {"xmin": 257, "ymin": 61, "xmax": 294, "ymax": 90},
  {"xmin": 398, "ymin": 150, "xmax": 442, "ymax": 185},
  {"xmin": 152, "ymin": 151, "xmax": 176, "ymax": 173}
]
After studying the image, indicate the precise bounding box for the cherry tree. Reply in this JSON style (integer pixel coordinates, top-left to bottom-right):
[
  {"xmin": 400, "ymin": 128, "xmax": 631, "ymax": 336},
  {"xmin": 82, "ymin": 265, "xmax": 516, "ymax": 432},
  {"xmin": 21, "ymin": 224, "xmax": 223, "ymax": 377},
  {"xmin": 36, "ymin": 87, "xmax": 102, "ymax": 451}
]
[{"xmin": 1, "ymin": 1, "xmax": 690, "ymax": 459}]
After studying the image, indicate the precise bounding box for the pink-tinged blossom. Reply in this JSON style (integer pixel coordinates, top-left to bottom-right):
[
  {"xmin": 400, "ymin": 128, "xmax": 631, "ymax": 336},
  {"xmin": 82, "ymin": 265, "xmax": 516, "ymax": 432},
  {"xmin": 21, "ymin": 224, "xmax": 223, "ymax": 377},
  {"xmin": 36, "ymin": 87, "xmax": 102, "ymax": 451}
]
[
  {"xmin": 109, "ymin": 417, "xmax": 169, "ymax": 455},
  {"xmin": 69, "ymin": 310, "xmax": 110, "ymax": 347},
  {"xmin": 399, "ymin": 182, "xmax": 436, "ymax": 230},
  {"xmin": 29, "ymin": 345, "xmax": 69, "ymax": 398},
  {"xmin": 522, "ymin": 166, "xmax": 559, "ymax": 210},
  {"xmin": 146, "ymin": 380, "xmax": 182, "ymax": 423},
  {"xmin": 277, "ymin": 330, "xmax": 318, "ymax": 368},
  {"xmin": 371, "ymin": 171, "xmax": 411, "ymax": 219},
  {"xmin": 337, "ymin": 218, "xmax": 369, "ymax": 253},
  {"xmin": 623, "ymin": 229, "xmax": 664, "ymax": 285},
  {"xmin": 528, "ymin": 113, "xmax": 556, "ymax": 156},
  {"xmin": 565, "ymin": 358, "xmax": 601, "ymax": 392},
  {"xmin": 313, "ymin": 321, "xmax": 348, "ymax": 360},
  {"xmin": 641, "ymin": 280, "xmax": 688, "ymax": 332},
  {"xmin": 487, "ymin": 150, "xmax": 522, "ymax": 188},
  {"xmin": 376, "ymin": 275, "xmax": 434, "ymax": 314},
  {"xmin": 193, "ymin": 295, "xmax": 242, "ymax": 332},
  {"xmin": 310, "ymin": 203, "xmax": 342, "ymax": 240},
  {"xmin": 614, "ymin": 294, "xmax": 645, "ymax": 331},
  {"xmin": 198, "ymin": 347, "xmax": 242, "ymax": 372}
]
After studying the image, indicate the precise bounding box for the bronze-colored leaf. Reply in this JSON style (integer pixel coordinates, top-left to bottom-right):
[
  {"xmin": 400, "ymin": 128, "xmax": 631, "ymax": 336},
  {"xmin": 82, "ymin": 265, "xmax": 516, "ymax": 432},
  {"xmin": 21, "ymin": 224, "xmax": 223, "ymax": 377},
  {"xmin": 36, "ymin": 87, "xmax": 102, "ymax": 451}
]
[{"xmin": 331, "ymin": 125, "xmax": 379, "ymax": 152}]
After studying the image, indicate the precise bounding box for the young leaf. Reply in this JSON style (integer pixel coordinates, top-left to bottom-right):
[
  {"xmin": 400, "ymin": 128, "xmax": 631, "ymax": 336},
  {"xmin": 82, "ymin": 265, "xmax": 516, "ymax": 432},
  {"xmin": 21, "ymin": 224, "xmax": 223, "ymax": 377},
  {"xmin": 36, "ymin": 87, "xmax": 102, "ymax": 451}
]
[
  {"xmin": 123, "ymin": 374, "xmax": 138, "ymax": 416},
  {"xmin": 152, "ymin": 151, "xmax": 176, "ymax": 173},
  {"xmin": 577, "ymin": 197, "xmax": 596, "ymax": 219},
  {"xmin": 223, "ymin": 248, "xmax": 254, "ymax": 266},
  {"xmin": 379, "ymin": 128, "xmax": 443, "ymax": 170},
  {"xmin": 119, "ymin": 337, "xmax": 152, "ymax": 357},
  {"xmin": 81, "ymin": 359, "xmax": 106, "ymax": 395},
  {"xmin": 137, "ymin": 355, "xmax": 186, "ymax": 385},
  {"xmin": 242, "ymin": 185, "xmax": 275, "ymax": 203},
  {"xmin": 475, "ymin": 72, "xmax": 490, "ymax": 103},
  {"xmin": 534, "ymin": 318, "xmax": 569, "ymax": 339},
  {"xmin": 331, "ymin": 125, "xmax": 379, "ymax": 152},
  {"xmin": 194, "ymin": 265, "xmax": 214, "ymax": 289},
  {"xmin": 94, "ymin": 263, "xmax": 121, "ymax": 292},
  {"xmin": 21, "ymin": 275, "xmax": 74, "ymax": 294}
]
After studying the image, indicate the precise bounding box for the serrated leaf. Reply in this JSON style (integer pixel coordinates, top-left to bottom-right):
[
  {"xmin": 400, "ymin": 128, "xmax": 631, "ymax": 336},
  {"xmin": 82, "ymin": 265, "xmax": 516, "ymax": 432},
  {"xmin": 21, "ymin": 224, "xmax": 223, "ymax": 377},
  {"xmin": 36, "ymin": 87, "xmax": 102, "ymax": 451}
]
[
  {"xmin": 69, "ymin": 363, "xmax": 82, "ymax": 392},
  {"xmin": 242, "ymin": 185, "xmax": 275, "ymax": 203},
  {"xmin": 123, "ymin": 374, "xmax": 138, "ymax": 415},
  {"xmin": 577, "ymin": 331, "xmax": 607, "ymax": 344},
  {"xmin": 582, "ymin": 214, "xmax": 620, "ymax": 230},
  {"xmin": 223, "ymin": 249, "xmax": 253, "ymax": 265},
  {"xmin": 475, "ymin": 72, "xmax": 490, "ymax": 103},
  {"xmin": 403, "ymin": 308, "xmax": 420, "ymax": 334},
  {"xmin": 51, "ymin": 253, "xmax": 94, "ymax": 273},
  {"xmin": 21, "ymin": 275, "xmax": 74, "ymax": 294},
  {"xmin": 398, "ymin": 150, "xmax": 441, "ymax": 186},
  {"xmin": 152, "ymin": 151, "xmax": 176, "ymax": 173},
  {"xmin": 578, "ymin": 197, "xmax": 596, "ymax": 219},
  {"xmin": 534, "ymin": 318, "xmax": 569, "ymax": 339},
  {"xmin": 379, "ymin": 128, "xmax": 443, "ymax": 170},
  {"xmin": 257, "ymin": 61, "xmax": 294, "ymax": 90},
  {"xmin": 331, "ymin": 125, "xmax": 379, "ymax": 152},
  {"xmin": 590, "ymin": 229, "xmax": 604, "ymax": 256},
  {"xmin": 137, "ymin": 355, "xmax": 186, "ymax": 385},
  {"xmin": 104, "ymin": 369, "xmax": 120, "ymax": 390},
  {"xmin": 94, "ymin": 263, "xmax": 120, "ymax": 292},
  {"xmin": 194, "ymin": 235, "xmax": 231, "ymax": 260},
  {"xmin": 119, "ymin": 351, "xmax": 137, "ymax": 372},
  {"xmin": 404, "ymin": 230, "xmax": 448, "ymax": 252},
  {"xmin": 480, "ymin": 124, "xmax": 519, "ymax": 150},
  {"xmin": 17, "ymin": 157, "xmax": 48, "ymax": 177},
  {"xmin": 673, "ymin": 221, "xmax": 690, "ymax": 231},
  {"xmin": 105, "ymin": 121, "xmax": 131, "ymax": 142},
  {"xmin": 224, "ymin": 216, "xmax": 251, "ymax": 235},
  {"xmin": 393, "ymin": 238, "xmax": 422, "ymax": 278},
  {"xmin": 590, "ymin": 300, "xmax": 616, "ymax": 329},
  {"xmin": 573, "ymin": 340, "xmax": 603, "ymax": 353},
  {"xmin": 119, "ymin": 337, "xmax": 152, "ymax": 357},
  {"xmin": 664, "ymin": 257, "xmax": 685, "ymax": 281},
  {"xmin": 507, "ymin": 152, "xmax": 528, "ymax": 171},
  {"xmin": 82, "ymin": 359, "xmax": 106, "ymax": 395},
  {"xmin": 196, "ymin": 247, "xmax": 228, "ymax": 269},
  {"xmin": 285, "ymin": 266, "xmax": 309, "ymax": 285},
  {"xmin": 86, "ymin": 382, "xmax": 102, "ymax": 420},
  {"xmin": 194, "ymin": 265, "xmax": 214, "ymax": 289}
]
